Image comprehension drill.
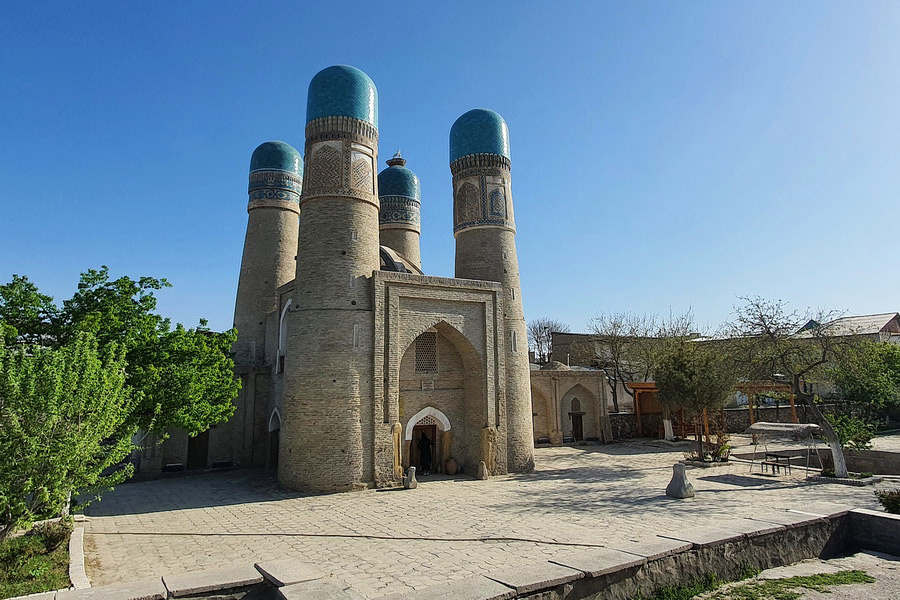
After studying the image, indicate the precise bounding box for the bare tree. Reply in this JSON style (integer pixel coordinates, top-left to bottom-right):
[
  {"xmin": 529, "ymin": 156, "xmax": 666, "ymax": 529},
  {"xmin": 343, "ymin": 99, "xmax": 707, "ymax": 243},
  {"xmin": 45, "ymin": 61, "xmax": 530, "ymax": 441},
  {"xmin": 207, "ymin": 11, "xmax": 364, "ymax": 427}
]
[
  {"xmin": 725, "ymin": 296, "xmax": 857, "ymax": 477},
  {"xmin": 587, "ymin": 311, "xmax": 695, "ymax": 415},
  {"xmin": 526, "ymin": 318, "xmax": 570, "ymax": 365}
]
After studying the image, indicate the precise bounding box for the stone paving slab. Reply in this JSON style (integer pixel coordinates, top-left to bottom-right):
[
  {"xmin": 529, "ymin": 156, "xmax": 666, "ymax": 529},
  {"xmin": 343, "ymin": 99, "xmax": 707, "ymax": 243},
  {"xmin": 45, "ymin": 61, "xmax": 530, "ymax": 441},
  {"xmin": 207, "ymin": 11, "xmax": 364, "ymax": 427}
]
[
  {"xmin": 716, "ymin": 518, "xmax": 785, "ymax": 537},
  {"xmin": 82, "ymin": 443, "xmax": 888, "ymax": 599},
  {"xmin": 550, "ymin": 547, "xmax": 646, "ymax": 577},
  {"xmin": 255, "ymin": 559, "xmax": 324, "ymax": 587},
  {"xmin": 484, "ymin": 561, "xmax": 582, "ymax": 595},
  {"xmin": 56, "ymin": 578, "xmax": 166, "ymax": 600},
  {"xmin": 658, "ymin": 526, "xmax": 745, "ymax": 548},
  {"xmin": 380, "ymin": 576, "xmax": 516, "ymax": 600},
  {"xmin": 278, "ymin": 578, "xmax": 366, "ymax": 599},
  {"xmin": 749, "ymin": 511, "xmax": 826, "ymax": 529},
  {"xmin": 787, "ymin": 502, "xmax": 854, "ymax": 518},
  {"xmin": 162, "ymin": 564, "xmax": 263, "ymax": 597},
  {"xmin": 606, "ymin": 537, "xmax": 693, "ymax": 560}
]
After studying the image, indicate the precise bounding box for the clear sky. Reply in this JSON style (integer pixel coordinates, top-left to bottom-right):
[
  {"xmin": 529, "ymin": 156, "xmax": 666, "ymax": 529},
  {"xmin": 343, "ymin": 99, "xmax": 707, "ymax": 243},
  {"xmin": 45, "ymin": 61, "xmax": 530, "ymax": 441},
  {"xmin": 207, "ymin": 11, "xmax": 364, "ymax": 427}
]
[{"xmin": 3, "ymin": 2, "xmax": 899, "ymax": 334}]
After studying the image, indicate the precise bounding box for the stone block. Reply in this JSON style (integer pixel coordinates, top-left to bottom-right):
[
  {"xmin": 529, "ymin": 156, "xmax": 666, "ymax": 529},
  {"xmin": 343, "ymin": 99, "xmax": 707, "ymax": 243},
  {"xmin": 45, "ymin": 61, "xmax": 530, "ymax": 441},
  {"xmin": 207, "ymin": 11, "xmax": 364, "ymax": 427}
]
[
  {"xmin": 787, "ymin": 502, "xmax": 853, "ymax": 518},
  {"xmin": 254, "ymin": 559, "xmax": 324, "ymax": 587},
  {"xmin": 607, "ymin": 537, "xmax": 692, "ymax": 560},
  {"xmin": 162, "ymin": 564, "xmax": 264, "ymax": 597},
  {"xmin": 277, "ymin": 579, "xmax": 365, "ymax": 599},
  {"xmin": 550, "ymin": 547, "xmax": 646, "ymax": 577},
  {"xmin": 8, "ymin": 593, "xmax": 56, "ymax": 600},
  {"xmin": 484, "ymin": 561, "xmax": 582, "ymax": 595},
  {"xmin": 749, "ymin": 511, "xmax": 826, "ymax": 529},
  {"xmin": 379, "ymin": 576, "xmax": 515, "ymax": 600},
  {"xmin": 57, "ymin": 578, "xmax": 166, "ymax": 600},
  {"xmin": 717, "ymin": 518, "xmax": 785, "ymax": 538},
  {"xmin": 658, "ymin": 526, "xmax": 744, "ymax": 548}
]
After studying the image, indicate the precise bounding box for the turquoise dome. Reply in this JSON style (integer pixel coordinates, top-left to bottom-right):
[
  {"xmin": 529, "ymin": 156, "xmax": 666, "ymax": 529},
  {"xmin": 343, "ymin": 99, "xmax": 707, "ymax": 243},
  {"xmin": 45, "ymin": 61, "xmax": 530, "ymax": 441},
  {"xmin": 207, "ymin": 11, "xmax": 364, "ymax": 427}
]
[
  {"xmin": 378, "ymin": 164, "xmax": 420, "ymax": 200},
  {"xmin": 306, "ymin": 65, "xmax": 378, "ymax": 127},
  {"xmin": 249, "ymin": 141, "xmax": 302, "ymax": 175},
  {"xmin": 449, "ymin": 109, "xmax": 510, "ymax": 162}
]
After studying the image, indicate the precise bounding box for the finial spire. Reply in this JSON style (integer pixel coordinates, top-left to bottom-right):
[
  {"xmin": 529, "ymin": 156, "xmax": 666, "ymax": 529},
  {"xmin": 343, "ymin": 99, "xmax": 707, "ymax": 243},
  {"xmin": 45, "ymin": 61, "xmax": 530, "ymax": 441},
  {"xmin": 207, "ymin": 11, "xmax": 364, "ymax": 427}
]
[{"xmin": 386, "ymin": 150, "xmax": 406, "ymax": 167}]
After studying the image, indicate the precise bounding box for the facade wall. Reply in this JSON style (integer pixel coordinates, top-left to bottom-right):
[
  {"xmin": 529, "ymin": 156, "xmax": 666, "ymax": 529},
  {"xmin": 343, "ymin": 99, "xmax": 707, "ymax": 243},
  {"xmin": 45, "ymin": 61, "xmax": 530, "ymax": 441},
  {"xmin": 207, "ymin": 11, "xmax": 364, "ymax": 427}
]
[
  {"xmin": 530, "ymin": 370, "xmax": 610, "ymax": 445},
  {"xmin": 398, "ymin": 331, "xmax": 482, "ymax": 474},
  {"xmin": 373, "ymin": 271, "xmax": 504, "ymax": 486}
]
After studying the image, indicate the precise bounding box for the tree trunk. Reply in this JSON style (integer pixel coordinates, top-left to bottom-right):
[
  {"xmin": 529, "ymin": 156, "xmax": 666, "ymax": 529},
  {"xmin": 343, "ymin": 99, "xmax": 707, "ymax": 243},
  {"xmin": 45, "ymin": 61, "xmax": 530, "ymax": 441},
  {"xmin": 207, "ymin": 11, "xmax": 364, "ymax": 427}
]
[
  {"xmin": 794, "ymin": 376, "xmax": 848, "ymax": 478},
  {"xmin": 662, "ymin": 408, "xmax": 675, "ymax": 441},
  {"xmin": 610, "ymin": 385, "xmax": 620, "ymax": 413}
]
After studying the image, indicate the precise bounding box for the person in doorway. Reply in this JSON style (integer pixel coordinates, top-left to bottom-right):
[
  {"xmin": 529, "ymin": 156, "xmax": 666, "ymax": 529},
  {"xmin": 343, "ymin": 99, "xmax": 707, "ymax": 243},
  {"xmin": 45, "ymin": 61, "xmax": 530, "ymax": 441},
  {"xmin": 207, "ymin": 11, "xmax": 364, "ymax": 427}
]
[{"xmin": 418, "ymin": 432, "xmax": 434, "ymax": 475}]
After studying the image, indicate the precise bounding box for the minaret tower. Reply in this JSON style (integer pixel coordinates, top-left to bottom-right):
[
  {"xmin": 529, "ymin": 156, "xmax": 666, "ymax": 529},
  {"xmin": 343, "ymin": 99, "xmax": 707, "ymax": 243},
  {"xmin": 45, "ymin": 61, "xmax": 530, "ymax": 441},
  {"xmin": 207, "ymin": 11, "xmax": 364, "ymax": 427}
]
[
  {"xmin": 233, "ymin": 141, "xmax": 303, "ymax": 366},
  {"xmin": 378, "ymin": 151, "xmax": 422, "ymax": 270},
  {"xmin": 280, "ymin": 65, "xmax": 380, "ymax": 492},
  {"xmin": 450, "ymin": 109, "xmax": 535, "ymax": 473}
]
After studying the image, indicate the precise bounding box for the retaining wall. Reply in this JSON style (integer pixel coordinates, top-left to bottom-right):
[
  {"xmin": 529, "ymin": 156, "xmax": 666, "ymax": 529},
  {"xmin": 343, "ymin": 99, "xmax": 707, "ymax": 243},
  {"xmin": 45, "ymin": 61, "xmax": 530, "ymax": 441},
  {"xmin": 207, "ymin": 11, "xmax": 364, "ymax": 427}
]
[{"xmin": 23, "ymin": 503, "xmax": 900, "ymax": 600}]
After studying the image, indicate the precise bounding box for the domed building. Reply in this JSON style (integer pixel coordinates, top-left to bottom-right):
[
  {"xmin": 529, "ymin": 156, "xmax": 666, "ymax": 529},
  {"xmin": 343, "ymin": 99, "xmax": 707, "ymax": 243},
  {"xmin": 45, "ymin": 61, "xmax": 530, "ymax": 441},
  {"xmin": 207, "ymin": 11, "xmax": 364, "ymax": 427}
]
[{"xmin": 139, "ymin": 65, "xmax": 538, "ymax": 491}]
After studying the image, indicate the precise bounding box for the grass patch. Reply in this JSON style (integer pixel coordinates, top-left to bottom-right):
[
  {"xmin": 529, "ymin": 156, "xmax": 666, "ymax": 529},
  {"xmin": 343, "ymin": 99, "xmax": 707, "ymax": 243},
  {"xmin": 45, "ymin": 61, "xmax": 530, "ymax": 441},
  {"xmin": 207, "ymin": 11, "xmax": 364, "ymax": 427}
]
[
  {"xmin": 644, "ymin": 569, "xmax": 759, "ymax": 600},
  {"xmin": 640, "ymin": 569, "xmax": 873, "ymax": 600},
  {"xmin": 706, "ymin": 569, "xmax": 874, "ymax": 600},
  {"xmin": 0, "ymin": 522, "xmax": 71, "ymax": 599}
]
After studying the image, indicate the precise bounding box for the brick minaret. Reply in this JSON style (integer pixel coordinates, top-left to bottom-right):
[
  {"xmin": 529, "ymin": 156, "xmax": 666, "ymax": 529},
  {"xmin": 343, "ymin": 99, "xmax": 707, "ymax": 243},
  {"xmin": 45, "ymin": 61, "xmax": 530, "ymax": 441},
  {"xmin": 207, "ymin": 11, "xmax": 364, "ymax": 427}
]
[
  {"xmin": 378, "ymin": 151, "xmax": 421, "ymax": 270},
  {"xmin": 450, "ymin": 109, "xmax": 535, "ymax": 473},
  {"xmin": 280, "ymin": 65, "xmax": 380, "ymax": 491}
]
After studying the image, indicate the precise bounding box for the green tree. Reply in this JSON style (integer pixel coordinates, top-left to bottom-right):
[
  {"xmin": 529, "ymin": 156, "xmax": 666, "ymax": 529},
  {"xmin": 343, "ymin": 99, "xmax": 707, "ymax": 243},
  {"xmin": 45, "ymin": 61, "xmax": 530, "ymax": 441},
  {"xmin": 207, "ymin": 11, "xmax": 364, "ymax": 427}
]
[
  {"xmin": 726, "ymin": 297, "xmax": 858, "ymax": 477},
  {"xmin": 831, "ymin": 341, "xmax": 900, "ymax": 418},
  {"xmin": 655, "ymin": 340, "xmax": 738, "ymax": 456},
  {"xmin": 0, "ymin": 334, "xmax": 136, "ymax": 540},
  {"xmin": 0, "ymin": 268, "xmax": 240, "ymax": 436}
]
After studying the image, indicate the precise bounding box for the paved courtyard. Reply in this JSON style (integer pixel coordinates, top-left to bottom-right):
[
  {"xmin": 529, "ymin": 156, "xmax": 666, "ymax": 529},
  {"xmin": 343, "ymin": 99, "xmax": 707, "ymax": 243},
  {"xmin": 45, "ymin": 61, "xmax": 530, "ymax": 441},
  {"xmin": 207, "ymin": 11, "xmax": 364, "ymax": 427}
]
[{"xmin": 83, "ymin": 438, "xmax": 895, "ymax": 598}]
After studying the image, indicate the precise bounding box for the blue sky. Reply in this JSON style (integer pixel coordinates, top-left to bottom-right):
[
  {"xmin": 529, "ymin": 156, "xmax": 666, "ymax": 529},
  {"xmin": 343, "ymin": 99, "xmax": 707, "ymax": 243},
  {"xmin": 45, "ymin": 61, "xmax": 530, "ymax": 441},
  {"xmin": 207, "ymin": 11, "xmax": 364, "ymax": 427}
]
[{"xmin": 2, "ymin": 2, "xmax": 899, "ymax": 333}]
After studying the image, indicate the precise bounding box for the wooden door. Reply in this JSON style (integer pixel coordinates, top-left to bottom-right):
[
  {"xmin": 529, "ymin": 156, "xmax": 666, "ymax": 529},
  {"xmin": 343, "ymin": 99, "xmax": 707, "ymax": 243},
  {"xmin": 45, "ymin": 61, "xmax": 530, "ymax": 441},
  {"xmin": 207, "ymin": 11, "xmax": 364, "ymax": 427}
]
[{"xmin": 572, "ymin": 414, "xmax": 584, "ymax": 441}]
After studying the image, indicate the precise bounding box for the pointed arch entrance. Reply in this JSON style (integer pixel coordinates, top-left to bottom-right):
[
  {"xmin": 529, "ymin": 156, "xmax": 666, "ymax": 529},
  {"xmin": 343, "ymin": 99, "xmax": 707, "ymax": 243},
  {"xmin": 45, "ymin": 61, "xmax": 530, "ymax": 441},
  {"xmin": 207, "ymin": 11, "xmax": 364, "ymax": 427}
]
[
  {"xmin": 561, "ymin": 383, "xmax": 598, "ymax": 442},
  {"xmin": 268, "ymin": 408, "xmax": 281, "ymax": 469},
  {"xmin": 397, "ymin": 320, "xmax": 486, "ymax": 476}
]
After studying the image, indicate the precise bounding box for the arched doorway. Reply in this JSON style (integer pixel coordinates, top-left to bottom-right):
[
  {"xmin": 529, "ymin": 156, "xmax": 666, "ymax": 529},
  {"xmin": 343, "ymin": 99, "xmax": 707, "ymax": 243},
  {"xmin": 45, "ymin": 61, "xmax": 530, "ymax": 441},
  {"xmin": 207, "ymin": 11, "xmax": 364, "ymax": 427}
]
[
  {"xmin": 562, "ymin": 384, "xmax": 598, "ymax": 442},
  {"xmin": 398, "ymin": 322, "xmax": 484, "ymax": 476},
  {"xmin": 404, "ymin": 407, "xmax": 452, "ymax": 475},
  {"xmin": 268, "ymin": 409, "xmax": 281, "ymax": 469}
]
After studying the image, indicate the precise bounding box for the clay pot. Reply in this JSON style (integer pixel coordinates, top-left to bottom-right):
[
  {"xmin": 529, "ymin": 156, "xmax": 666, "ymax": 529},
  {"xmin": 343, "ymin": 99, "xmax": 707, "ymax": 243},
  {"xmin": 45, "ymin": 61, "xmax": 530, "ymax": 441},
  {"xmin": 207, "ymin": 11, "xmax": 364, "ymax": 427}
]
[{"xmin": 445, "ymin": 457, "xmax": 458, "ymax": 476}]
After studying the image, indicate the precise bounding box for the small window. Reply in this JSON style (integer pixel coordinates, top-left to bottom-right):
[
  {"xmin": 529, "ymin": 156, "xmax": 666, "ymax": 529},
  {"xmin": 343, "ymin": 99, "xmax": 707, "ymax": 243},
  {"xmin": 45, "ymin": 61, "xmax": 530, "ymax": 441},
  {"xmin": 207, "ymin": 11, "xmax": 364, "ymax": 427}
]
[
  {"xmin": 511, "ymin": 330, "xmax": 518, "ymax": 353},
  {"xmin": 415, "ymin": 331, "xmax": 438, "ymax": 373}
]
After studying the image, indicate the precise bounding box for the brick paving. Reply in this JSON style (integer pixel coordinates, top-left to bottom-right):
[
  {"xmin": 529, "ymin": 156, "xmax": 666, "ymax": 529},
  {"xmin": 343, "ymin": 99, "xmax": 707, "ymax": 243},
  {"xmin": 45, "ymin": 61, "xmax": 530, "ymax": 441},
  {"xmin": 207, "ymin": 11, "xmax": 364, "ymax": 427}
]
[{"xmin": 83, "ymin": 439, "xmax": 894, "ymax": 598}]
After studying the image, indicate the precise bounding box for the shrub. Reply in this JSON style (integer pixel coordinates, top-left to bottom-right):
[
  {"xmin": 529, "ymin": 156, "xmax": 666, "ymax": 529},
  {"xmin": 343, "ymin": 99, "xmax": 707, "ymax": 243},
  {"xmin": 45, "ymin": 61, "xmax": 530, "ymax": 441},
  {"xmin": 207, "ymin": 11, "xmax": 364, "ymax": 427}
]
[
  {"xmin": 821, "ymin": 468, "xmax": 836, "ymax": 478},
  {"xmin": 27, "ymin": 519, "xmax": 72, "ymax": 552},
  {"xmin": 875, "ymin": 489, "xmax": 900, "ymax": 514},
  {"xmin": 827, "ymin": 414, "xmax": 875, "ymax": 451}
]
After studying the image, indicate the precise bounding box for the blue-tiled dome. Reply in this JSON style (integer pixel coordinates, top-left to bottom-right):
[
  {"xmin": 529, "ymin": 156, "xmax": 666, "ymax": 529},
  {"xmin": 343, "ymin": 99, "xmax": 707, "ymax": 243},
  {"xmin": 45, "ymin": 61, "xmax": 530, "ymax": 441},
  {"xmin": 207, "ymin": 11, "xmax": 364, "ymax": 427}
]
[
  {"xmin": 249, "ymin": 141, "xmax": 303, "ymax": 175},
  {"xmin": 449, "ymin": 108, "xmax": 510, "ymax": 162},
  {"xmin": 306, "ymin": 65, "xmax": 378, "ymax": 127},
  {"xmin": 378, "ymin": 153, "xmax": 420, "ymax": 200}
]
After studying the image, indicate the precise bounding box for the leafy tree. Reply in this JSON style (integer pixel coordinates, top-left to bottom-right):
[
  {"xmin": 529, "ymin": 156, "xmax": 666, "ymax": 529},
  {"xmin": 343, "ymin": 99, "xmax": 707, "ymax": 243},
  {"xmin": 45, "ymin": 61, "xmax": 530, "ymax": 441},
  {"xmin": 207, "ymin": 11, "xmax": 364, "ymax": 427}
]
[
  {"xmin": 654, "ymin": 340, "xmax": 738, "ymax": 456},
  {"xmin": 725, "ymin": 296, "xmax": 858, "ymax": 477},
  {"xmin": 0, "ymin": 334, "xmax": 135, "ymax": 540},
  {"xmin": 0, "ymin": 268, "xmax": 239, "ymax": 436},
  {"xmin": 526, "ymin": 318, "xmax": 570, "ymax": 366},
  {"xmin": 831, "ymin": 341, "xmax": 900, "ymax": 421}
]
